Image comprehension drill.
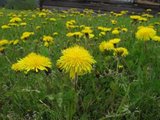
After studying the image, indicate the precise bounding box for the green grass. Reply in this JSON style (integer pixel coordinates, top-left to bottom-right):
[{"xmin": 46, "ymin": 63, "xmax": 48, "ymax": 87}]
[{"xmin": 0, "ymin": 8, "xmax": 160, "ymax": 120}]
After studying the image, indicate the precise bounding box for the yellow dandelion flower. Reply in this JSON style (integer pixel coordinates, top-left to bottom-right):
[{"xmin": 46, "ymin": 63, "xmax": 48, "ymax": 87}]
[
  {"xmin": 112, "ymin": 29, "xmax": 120, "ymax": 35},
  {"xmin": 111, "ymin": 20, "xmax": 117, "ymax": 24},
  {"xmin": 13, "ymin": 40, "xmax": 19, "ymax": 45},
  {"xmin": 99, "ymin": 32, "xmax": 106, "ymax": 37},
  {"xmin": 43, "ymin": 35, "xmax": 53, "ymax": 42},
  {"xmin": 118, "ymin": 64, "xmax": 124, "ymax": 69},
  {"xmin": 136, "ymin": 26, "xmax": 156, "ymax": 41},
  {"xmin": 42, "ymin": 35, "xmax": 54, "ymax": 47},
  {"xmin": 11, "ymin": 60, "xmax": 26, "ymax": 72},
  {"xmin": 114, "ymin": 47, "xmax": 129, "ymax": 57},
  {"xmin": 49, "ymin": 18, "xmax": 56, "ymax": 22},
  {"xmin": 120, "ymin": 10, "xmax": 128, "ymax": 15},
  {"xmin": 8, "ymin": 23, "xmax": 19, "ymax": 27},
  {"xmin": 20, "ymin": 22, "xmax": 27, "ymax": 26},
  {"xmin": 138, "ymin": 17, "xmax": 147, "ymax": 22},
  {"xmin": 36, "ymin": 26, "xmax": 41, "ymax": 30},
  {"xmin": 142, "ymin": 14, "xmax": 153, "ymax": 18},
  {"xmin": 81, "ymin": 27, "xmax": 93, "ymax": 34},
  {"xmin": 130, "ymin": 15, "xmax": 141, "ymax": 20},
  {"xmin": 88, "ymin": 33, "xmax": 95, "ymax": 39},
  {"xmin": 66, "ymin": 32, "xmax": 74, "ymax": 37},
  {"xmin": 66, "ymin": 32, "xmax": 83, "ymax": 38},
  {"xmin": 44, "ymin": 42, "xmax": 49, "ymax": 47},
  {"xmin": 21, "ymin": 32, "xmax": 34, "ymax": 40},
  {"xmin": 9, "ymin": 17, "xmax": 22, "ymax": 23},
  {"xmin": 114, "ymin": 13, "xmax": 123, "ymax": 17},
  {"xmin": 130, "ymin": 15, "xmax": 147, "ymax": 22},
  {"xmin": 152, "ymin": 36, "xmax": 160, "ymax": 42},
  {"xmin": 121, "ymin": 28, "xmax": 128, "ymax": 32},
  {"xmin": 11, "ymin": 52, "xmax": 52, "ymax": 73},
  {"xmin": 9, "ymin": 40, "xmax": 19, "ymax": 45},
  {"xmin": 97, "ymin": 26, "xmax": 111, "ymax": 32},
  {"xmin": 109, "ymin": 38, "xmax": 121, "ymax": 45},
  {"xmin": 73, "ymin": 32, "xmax": 83, "ymax": 38},
  {"xmin": 0, "ymin": 39, "xmax": 9, "ymax": 46},
  {"xmin": 57, "ymin": 45, "xmax": 96, "ymax": 79},
  {"xmin": 53, "ymin": 32, "xmax": 58, "ymax": 36},
  {"xmin": 99, "ymin": 41, "xmax": 114, "ymax": 52},
  {"xmin": 66, "ymin": 20, "xmax": 76, "ymax": 29},
  {"xmin": 38, "ymin": 12, "xmax": 47, "ymax": 17},
  {"xmin": 1, "ymin": 25, "xmax": 11, "ymax": 29}
]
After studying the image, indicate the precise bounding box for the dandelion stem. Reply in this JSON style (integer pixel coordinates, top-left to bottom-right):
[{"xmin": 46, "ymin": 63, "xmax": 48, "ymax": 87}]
[
  {"xmin": 45, "ymin": 74, "xmax": 52, "ymax": 93},
  {"xmin": 74, "ymin": 73, "xmax": 78, "ymax": 91},
  {"xmin": 5, "ymin": 55, "xmax": 12, "ymax": 64},
  {"xmin": 116, "ymin": 56, "xmax": 119, "ymax": 74}
]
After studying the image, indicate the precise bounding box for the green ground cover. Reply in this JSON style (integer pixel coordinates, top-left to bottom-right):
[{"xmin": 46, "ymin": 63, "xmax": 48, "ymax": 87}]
[{"xmin": 0, "ymin": 8, "xmax": 160, "ymax": 120}]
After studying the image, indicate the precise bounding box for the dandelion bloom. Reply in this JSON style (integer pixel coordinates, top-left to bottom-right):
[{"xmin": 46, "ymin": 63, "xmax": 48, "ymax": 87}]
[
  {"xmin": 49, "ymin": 18, "xmax": 56, "ymax": 22},
  {"xmin": 66, "ymin": 32, "xmax": 83, "ymax": 38},
  {"xmin": 12, "ymin": 52, "xmax": 52, "ymax": 73},
  {"xmin": 66, "ymin": 20, "xmax": 76, "ymax": 29},
  {"xmin": 112, "ymin": 29, "xmax": 120, "ymax": 35},
  {"xmin": 21, "ymin": 32, "xmax": 34, "ymax": 40},
  {"xmin": 53, "ymin": 32, "xmax": 58, "ymax": 36},
  {"xmin": 109, "ymin": 38, "xmax": 121, "ymax": 45},
  {"xmin": 135, "ymin": 26, "xmax": 156, "ymax": 41},
  {"xmin": 8, "ymin": 23, "xmax": 19, "ymax": 27},
  {"xmin": 99, "ymin": 32, "xmax": 106, "ymax": 37},
  {"xmin": 66, "ymin": 32, "xmax": 74, "ymax": 37},
  {"xmin": 9, "ymin": 17, "xmax": 22, "ymax": 23},
  {"xmin": 111, "ymin": 20, "xmax": 117, "ymax": 24},
  {"xmin": 36, "ymin": 26, "xmax": 41, "ymax": 30},
  {"xmin": 38, "ymin": 12, "xmax": 47, "ymax": 17},
  {"xmin": 97, "ymin": 26, "xmax": 111, "ymax": 32},
  {"xmin": 130, "ymin": 15, "xmax": 147, "ymax": 22},
  {"xmin": 9, "ymin": 40, "xmax": 19, "ymax": 45},
  {"xmin": 81, "ymin": 27, "xmax": 94, "ymax": 38},
  {"xmin": 99, "ymin": 41, "xmax": 114, "ymax": 52},
  {"xmin": 0, "ymin": 39, "xmax": 9, "ymax": 46},
  {"xmin": 114, "ymin": 47, "xmax": 129, "ymax": 57},
  {"xmin": 130, "ymin": 15, "xmax": 141, "ymax": 20},
  {"xmin": 138, "ymin": 17, "xmax": 147, "ymax": 22},
  {"xmin": 142, "ymin": 14, "xmax": 153, "ymax": 18},
  {"xmin": 42, "ymin": 35, "xmax": 54, "ymax": 47},
  {"xmin": 152, "ymin": 36, "xmax": 160, "ymax": 42},
  {"xmin": 20, "ymin": 22, "xmax": 27, "ymax": 26},
  {"xmin": 121, "ymin": 28, "xmax": 128, "ymax": 32},
  {"xmin": 57, "ymin": 45, "xmax": 96, "ymax": 79},
  {"xmin": 81, "ymin": 27, "xmax": 93, "ymax": 34},
  {"xmin": 1, "ymin": 25, "xmax": 11, "ymax": 29}
]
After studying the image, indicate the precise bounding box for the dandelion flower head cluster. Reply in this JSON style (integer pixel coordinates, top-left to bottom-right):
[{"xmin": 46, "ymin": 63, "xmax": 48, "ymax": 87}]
[
  {"xmin": 12, "ymin": 52, "xmax": 52, "ymax": 73},
  {"xmin": 57, "ymin": 45, "xmax": 96, "ymax": 79},
  {"xmin": 136, "ymin": 26, "xmax": 156, "ymax": 41},
  {"xmin": 114, "ymin": 47, "xmax": 129, "ymax": 57},
  {"xmin": 21, "ymin": 32, "xmax": 34, "ymax": 40},
  {"xmin": 42, "ymin": 35, "xmax": 54, "ymax": 47},
  {"xmin": 99, "ymin": 41, "xmax": 114, "ymax": 52}
]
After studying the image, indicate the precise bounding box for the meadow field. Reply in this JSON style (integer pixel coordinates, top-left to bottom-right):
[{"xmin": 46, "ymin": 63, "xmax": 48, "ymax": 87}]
[{"xmin": 0, "ymin": 8, "xmax": 160, "ymax": 120}]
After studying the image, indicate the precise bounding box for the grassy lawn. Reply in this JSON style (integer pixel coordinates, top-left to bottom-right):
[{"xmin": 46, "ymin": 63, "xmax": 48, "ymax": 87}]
[{"xmin": 0, "ymin": 8, "xmax": 160, "ymax": 120}]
